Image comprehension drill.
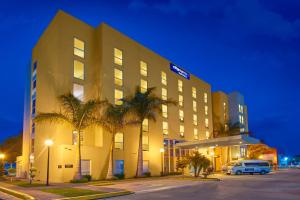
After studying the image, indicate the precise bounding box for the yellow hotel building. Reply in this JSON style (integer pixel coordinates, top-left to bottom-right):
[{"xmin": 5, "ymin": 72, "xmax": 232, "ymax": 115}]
[{"xmin": 18, "ymin": 11, "xmax": 259, "ymax": 182}]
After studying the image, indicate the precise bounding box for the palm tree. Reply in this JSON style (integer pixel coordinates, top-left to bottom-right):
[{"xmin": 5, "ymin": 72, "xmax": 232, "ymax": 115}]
[
  {"xmin": 100, "ymin": 103, "xmax": 128, "ymax": 179},
  {"xmin": 34, "ymin": 93, "xmax": 106, "ymax": 180},
  {"xmin": 123, "ymin": 86, "xmax": 176, "ymax": 177}
]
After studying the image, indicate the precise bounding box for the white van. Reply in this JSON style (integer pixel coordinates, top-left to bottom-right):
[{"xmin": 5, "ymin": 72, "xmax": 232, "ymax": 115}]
[{"xmin": 224, "ymin": 160, "xmax": 271, "ymax": 175}]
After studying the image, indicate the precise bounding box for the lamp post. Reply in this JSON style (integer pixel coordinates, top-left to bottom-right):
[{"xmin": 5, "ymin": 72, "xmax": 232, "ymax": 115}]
[
  {"xmin": 160, "ymin": 148, "xmax": 165, "ymax": 176},
  {"xmin": 45, "ymin": 139, "xmax": 53, "ymax": 186}
]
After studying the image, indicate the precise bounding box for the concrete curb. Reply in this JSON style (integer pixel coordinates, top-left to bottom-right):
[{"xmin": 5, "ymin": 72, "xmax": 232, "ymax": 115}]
[
  {"xmin": 0, "ymin": 186, "xmax": 35, "ymax": 200},
  {"xmin": 53, "ymin": 190, "xmax": 133, "ymax": 200}
]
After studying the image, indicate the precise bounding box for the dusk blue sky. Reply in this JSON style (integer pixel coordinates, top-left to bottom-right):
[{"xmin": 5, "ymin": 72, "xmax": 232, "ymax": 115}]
[{"xmin": 0, "ymin": 0, "xmax": 299, "ymax": 155}]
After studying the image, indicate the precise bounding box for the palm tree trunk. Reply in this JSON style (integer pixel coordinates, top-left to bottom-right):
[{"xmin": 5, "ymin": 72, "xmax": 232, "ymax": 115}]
[
  {"xmin": 106, "ymin": 133, "xmax": 115, "ymax": 179},
  {"xmin": 74, "ymin": 130, "xmax": 82, "ymax": 180},
  {"xmin": 136, "ymin": 123, "xmax": 144, "ymax": 177}
]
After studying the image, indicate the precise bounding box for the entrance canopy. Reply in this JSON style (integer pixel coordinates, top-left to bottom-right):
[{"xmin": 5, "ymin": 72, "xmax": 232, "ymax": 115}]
[{"xmin": 175, "ymin": 134, "xmax": 260, "ymax": 149}]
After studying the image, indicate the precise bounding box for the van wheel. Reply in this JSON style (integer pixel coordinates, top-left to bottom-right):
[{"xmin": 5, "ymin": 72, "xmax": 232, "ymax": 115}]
[
  {"xmin": 260, "ymin": 170, "xmax": 266, "ymax": 175},
  {"xmin": 235, "ymin": 170, "xmax": 242, "ymax": 175}
]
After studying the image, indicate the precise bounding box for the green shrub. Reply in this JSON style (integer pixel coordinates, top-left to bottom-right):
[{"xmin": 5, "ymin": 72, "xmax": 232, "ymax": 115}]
[
  {"xmin": 167, "ymin": 171, "xmax": 183, "ymax": 176},
  {"xmin": 70, "ymin": 178, "xmax": 88, "ymax": 183},
  {"xmin": 83, "ymin": 175, "xmax": 92, "ymax": 181},
  {"xmin": 114, "ymin": 173, "xmax": 125, "ymax": 180},
  {"xmin": 143, "ymin": 172, "xmax": 151, "ymax": 177}
]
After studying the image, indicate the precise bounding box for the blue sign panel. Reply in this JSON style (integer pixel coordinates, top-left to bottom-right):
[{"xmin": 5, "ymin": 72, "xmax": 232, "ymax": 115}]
[{"xmin": 170, "ymin": 63, "xmax": 190, "ymax": 80}]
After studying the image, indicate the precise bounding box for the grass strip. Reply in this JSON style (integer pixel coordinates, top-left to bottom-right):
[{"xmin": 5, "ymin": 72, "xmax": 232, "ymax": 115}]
[
  {"xmin": 54, "ymin": 190, "xmax": 133, "ymax": 200},
  {"xmin": 41, "ymin": 188, "xmax": 104, "ymax": 197},
  {"xmin": 0, "ymin": 186, "xmax": 35, "ymax": 200}
]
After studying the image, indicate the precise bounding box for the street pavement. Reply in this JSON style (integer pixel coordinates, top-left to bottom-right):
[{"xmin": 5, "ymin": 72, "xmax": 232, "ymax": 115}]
[{"xmin": 109, "ymin": 169, "xmax": 300, "ymax": 200}]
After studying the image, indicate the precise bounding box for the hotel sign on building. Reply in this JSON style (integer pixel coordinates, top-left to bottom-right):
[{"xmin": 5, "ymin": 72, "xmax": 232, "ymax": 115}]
[{"xmin": 170, "ymin": 63, "xmax": 190, "ymax": 80}]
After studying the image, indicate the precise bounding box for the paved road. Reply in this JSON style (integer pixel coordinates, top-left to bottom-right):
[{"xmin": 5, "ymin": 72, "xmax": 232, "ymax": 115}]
[
  {"xmin": 0, "ymin": 191, "xmax": 20, "ymax": 200},
  {"xmin": 110, "ymin": 169, "xmax": 300, "ymax": 200}
]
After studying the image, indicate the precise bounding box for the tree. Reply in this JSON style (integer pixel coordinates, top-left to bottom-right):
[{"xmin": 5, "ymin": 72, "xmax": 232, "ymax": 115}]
[
  {"xmin": 0, "ymin": 133, "xmax": 22, "ymax": 163},
  {"xmin": 176, "ymin": 158, "xmax": 189, "ymax": 173},
  {"xmin": 100, "ymin": 103, "xmax": 128, "ymax": 179},
  {"xmin": 35, "ymin": 93, "xmax": 106, "ymax": 180},
  {"xmin": 187, "ymin": 151, "xmax": 211, "ymax": 177},
  {"xmin": 29, "ymin": 167, "xmax": 37, "ymax": 184},
  {"xmin": 123, "ymin": 87, "xmax": 176, "ymax": 177},
  {"xmin": 248, "ymin": 144, "xmax": 273, "ymax": 159}
]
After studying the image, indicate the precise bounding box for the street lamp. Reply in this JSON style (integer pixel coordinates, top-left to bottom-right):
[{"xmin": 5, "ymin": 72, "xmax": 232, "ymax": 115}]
[
  {"xmin": 45, "ymin": 139, "xmax": 53, "ymax": 186},
  {"xmin": 160, "ymin": 148, "xmax": 165, "ymax": 176},
  {"xmin": 0, "ymin": 154, "xmax": 5, "ymax": 177}
]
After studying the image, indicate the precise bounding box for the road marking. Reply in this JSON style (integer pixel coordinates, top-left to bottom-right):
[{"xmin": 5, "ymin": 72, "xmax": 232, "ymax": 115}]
[{"xmin": 136, "ymin": 183, "xmax": 197, "ymax": 194}]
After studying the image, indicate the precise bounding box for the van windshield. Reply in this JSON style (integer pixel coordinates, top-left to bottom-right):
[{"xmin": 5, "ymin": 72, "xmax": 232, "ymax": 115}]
[{"xmin": 244, "ymin": 162, "xmax": 269, "ymax": 167}]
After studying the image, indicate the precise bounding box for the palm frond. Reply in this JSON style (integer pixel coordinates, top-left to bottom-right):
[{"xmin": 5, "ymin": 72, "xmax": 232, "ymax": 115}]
[{"xmin": 34, "ymin": 112, "xmax": 72, "ymax": 126}]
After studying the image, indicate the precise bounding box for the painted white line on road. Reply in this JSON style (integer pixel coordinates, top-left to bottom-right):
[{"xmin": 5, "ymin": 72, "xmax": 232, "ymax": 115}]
[{"xmin": 136, "ymin": 183, "xmax": 197, "ymax": 194}]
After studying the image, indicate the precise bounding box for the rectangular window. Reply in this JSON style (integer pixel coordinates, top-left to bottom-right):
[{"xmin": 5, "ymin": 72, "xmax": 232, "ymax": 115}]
[
  {"xmin": 180, "ymin": 125, "xmax": 184, "ymax": 137},
  {"xmin": 205, "ymin": 118, "xmax": 209, "ymax": 128},
  {"xmin": 142, "ymin": 134, "xmax": 149, "ymax": 151},
  {"xmin": 73, "ymin": 83, "xmax": 84, "ymax": 100},
  {"xmin": 205, "ymin": 105, "xmax": 208, "ymax": 115},
  {"xmin": 140, "ymin": 61, "xmax": 147, "ymax": 76},
  {"xmin": 204, "ymin": 93, "xmax": 208, "ymax": 103},
  {"xmin": 161, "ymin": 71, "xmax": 167, "ymax": 85},
  {"xmin": 192, "ymin": 87, "xmax": 197, "ymax": 98},
  {"xmin": 114, "ymin": 160, "xmax": 124, "ymax": 175},
  {"xmin": 194, "ymin": 129, "xmax": 199, "ymax": 140},
  {"xmin": 81, "ymin": 160, "xmax": 91, "ymax": 175},
  {"xmin": 143, "ymin": 160, "xmax": 149, "ymax": 173},
  {"xmin": 74, "ymin": 60, "xmax": 84, "ymax": 80},
  {"xmin": 178, "ymin": 80, "xmax": 183, "ymax": 92},
  {"xmin": 142, "ymin": 118, "xmax": 148, "ymax": 132},
  {"xmin": 114, "ymin": 89, "xmax": 123, "ymax": 105},
  {"xmin": 140, "ymin": 79, "xmax": 147, "ymax": 93},
  {"xmin": 74, "ymin": 38, "xmax": 85, "ymax": 58},
  {"xmin": 178, "ymin": 95, "xmax": 183, "ymax": 107},
  {"xmin": 239, "ymin": 104, "xmax": 244, "ymax": 113},
  {"xmin": 72, "ymin": 130, "xmax": 84, "ymax": 145},
  {"xmin": 179, "ymin": 110, "xmax": 184, "ymax": 122},
  {"xmin": 162, "ymin": 104, "xmax": 168, "ymax": 118},
  {"xmin": 114, "ymin": 68, "xmax": 123, "ymax": 86},
  {"xmin": 163, "ymin": 121, "xmax": 168, "ymax": 135},
  {"xmin": 193, "ymin": 114, "xmax": 197, "ymax": 125},
  {"xmin": 115, "ymin": 132, "xmax": 124, "ymax": 150},
  {"xmin": 193, "ymin": 100, "xmax": 197, "ymax": 112},
  {"xmin": 162, "ymin": 88, "xmax": 167, "ymax": 100},
  {"xmin": 114, "ymin": 48, "xmax": 123, "ymax": 65},
  {"xmin": 206, "ymin": 131, "xmax": 210, "ymax": 139}
]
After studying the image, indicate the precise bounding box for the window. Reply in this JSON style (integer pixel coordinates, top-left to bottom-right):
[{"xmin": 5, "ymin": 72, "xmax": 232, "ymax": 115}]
[
  {"xmin": 206, "ymin": 131, "xmax": 210, "ymax": 139},
  {"xmin": 114, "ymin": 48, "xmax": 122, "ymax": 65},
  {"xmin": 73, "ymin": 83, "xmax": 84, "ymax": 100},
  {"xmin": 193, "ymin": 100, "xmax": 197, "ymax": 112},
  {"xmin": 204, "ymin": 93, "xmax": 208, "ymax": 103},
  {"xmin": 178, "ymin": 80, "xmax": 183, "ymax": 92},
  {"xmin": 179, "ymin": 110, "xmax": 184, "ymax": 122},
  {"xmin": 140, "ymin": 61, "xmax": 147, "ymax": 76},
  {"xmin": 162, "ymin": 88, "xmax": 167, "ymax": 100},
  {"xmin": 73, "ymin": 60, "xmax": 84, "ymax": 80},
  {"xmin": 239, "ymin": 115, "xmax": 244, "ymax": 124},
  {"xmin": 142, "ymin": 134, "xmax": 149, "ymax": 151},
  {"xmin": 178, "ymin": 95, "xmax": 183, "ymax": 106},
  {"xmin": 192, "ymin": 87, "xmax": 196, "ymax": 98},
  {"xmin": 114, "ymin": 89, "xmax": 123, "ymax": 105},
  {"xmin": 205, "ymin": 118, "xmax": 209, "ymax": 128},
  {"xmin": 140, "ymin": 79, "xmax": 147, "ymax": 93},
  {"xmin": 115, "ymin": 132, "xmax": 124, "ymax": 150},
  {"xmin": 180, "ymin": 125, "xmax": 184, "ymax": 137},
  {"xmin": 205, "ymin": 105, "xmax": 208, "ymax": 115},
  {"xmin": 161, "ymin": 71, "xmax": 167, "ymax": 85},
  {"xmin": 74, "ymin": 38, "xmax": 84, "ymax": 58},
  {"xmin": 240, "ymin": 146, "xmax": 246, "ymax": 157},
  {"xmin": 142, "ymin": 118, "xmax": 148, "ymax": 132},
  {"xmin": 72, "ymin": 130, "xmax": 84, "ymax": 145},
  {"xmin": 194, "ymin": 129, "xmax": 198, "ymax": 140},
  {"xmin": 193, "ymin": 114, "xmax": 197, "ymax": 125},
  {"xmin": 162, "ymin": 104, "xmax": 168, "ymax": 118},
  {"xmin": 239, "ymin": 104, "xmax": 243, "ymax": 113},
  {"xmin": 115, "ymin": 160, "xmax": 124, "ymax": 175},
  {"xmin": 81, "ymin": 160, "xmax": 91, "ymax": 175},
  {"xmin": 114, "ymin": 68, "xmax": 123, "ymax": 86},
  {"xmin": 143, "ymin": 160, "xmax": 149, "ymax": 173},
  {"xmin": 163, "ymin": 121, "xmax": 168, "ymax": 135}
]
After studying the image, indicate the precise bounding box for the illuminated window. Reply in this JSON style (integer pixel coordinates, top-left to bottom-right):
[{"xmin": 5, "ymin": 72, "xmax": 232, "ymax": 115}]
[
  {"xmin": 205, "ymin": 105, "xmax": 208, "ymax": 115},
  {"xmin": 163, "ymin": 121, "xmax": 168, "ymax": 135},
  {"xmin": 114, "ymin": 48, "xmax": 122, "ymax": 65},
  {"xmin": 73, "ymin": 130, "xmax": 84, "ymax": 145},
  {"xmin": 140, "ymin": 79, "xmax": 147, "ymax": 93},
  {"xmin": 193, "ymin": 100, "xmax": 197, "ymax": 112},
  {"xmin": 142, "ymin": 118, "xmax": 148, "ymax": 132},
  {"xmin": 178, "ymin": 80, "xmax": 183, "ymax": 92},
  {"xmin": 114, "ymin": 68, "xmax": 123, "ymax": 86},
  {"xmin": 140, "ymin": 61, "xmax": 147, "ymax": 76},
  {"xmin": 73, "ymin": 83, "xmax": 84, "ymax": 100},
  {"xmin": 193, "ymin": 114, "xmax": 198, "ymax": 125},
  {"xmin": 206, "ymin": 131, "xmax": 210, "ymax": 139},
  {"xmin": 74, "ymin": 60, "xmax": 84, "ymax": 80},
  {"xmin": 161, "ymin": 71, "xmax": 167, "ymax": 85},
  {"xmin": 239, "ymin": 115, "xmax": 244, "ymax": 124},
  {"xmin": 74, "ymin": 38, "xmax": 84, "ymax": 58},
  {"xmin": 180, "ymin": 125, "xmax": 184, "ymax": 137},
  {"xmin": 162, "ymin": 104, "xmax": 168, "ymax": 118},
  {"xmin": 239, "ymin": 104, "xmax": 244, "ymax": 113},
  {"xmin": 114, "ymin": 89, "xmax": 123, "ymax": 105},
  {"xmin": 205, "ymin": 118, "xmax": 209, "ymax": 128},
  {"xmin": 204, "ymin": 93, "xmax": 208, "ymax": 103},
  {"xmin": 179, "ymin": 110, "xmax": 184, "ymax": 122},
  {"xmin": 162, "ymin": 88, "xmax": 167, "ymax": 100},
  {"xmin": 194, "ymin": 129, "xmax": 198, "ymax": 140},
  {"xmin": 142, "ymin": 134, "xmax": 149, "ymax": 151},
  {"xmin": 115, "ymin": 132, "xmax": 124, "ymax": 150},
  {"xmin": 192, "ymin": 87, "xmax": 196, "ymax": 98},
  {"xmin": 178, "ymin": 95, "xmax": 183, "ymax": 106},
  {"xmin": 240, "ymin": 128, "xmax": 245, "ymax": 133}
]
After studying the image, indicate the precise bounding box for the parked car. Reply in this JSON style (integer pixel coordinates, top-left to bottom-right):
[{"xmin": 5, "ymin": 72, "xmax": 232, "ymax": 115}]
[{"xmin": 223, "ymin": 160, "xmax": 271, "ymax": 175}]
